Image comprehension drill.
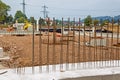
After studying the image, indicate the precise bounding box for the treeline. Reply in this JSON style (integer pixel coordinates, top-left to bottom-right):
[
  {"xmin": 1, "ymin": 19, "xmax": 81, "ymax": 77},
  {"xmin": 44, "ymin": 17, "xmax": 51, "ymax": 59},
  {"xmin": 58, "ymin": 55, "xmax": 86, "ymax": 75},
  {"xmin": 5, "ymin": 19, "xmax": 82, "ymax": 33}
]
[{"xmin": 0, "ymin": 0, "xmax": 36, "ymax": 25}]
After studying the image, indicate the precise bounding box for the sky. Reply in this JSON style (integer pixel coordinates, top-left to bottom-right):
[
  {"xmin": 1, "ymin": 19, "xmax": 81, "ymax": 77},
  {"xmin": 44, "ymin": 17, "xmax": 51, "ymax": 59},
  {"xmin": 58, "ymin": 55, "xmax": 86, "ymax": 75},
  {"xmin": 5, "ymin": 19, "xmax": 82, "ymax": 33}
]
[{"xmin": 2, "ymin": 0, "xmax": 120, "ymax": 19}]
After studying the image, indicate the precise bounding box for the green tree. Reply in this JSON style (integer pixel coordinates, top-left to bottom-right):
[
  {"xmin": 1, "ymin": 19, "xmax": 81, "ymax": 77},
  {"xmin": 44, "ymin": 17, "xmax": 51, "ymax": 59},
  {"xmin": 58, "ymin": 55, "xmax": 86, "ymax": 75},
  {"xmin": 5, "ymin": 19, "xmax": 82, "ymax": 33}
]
[
  {"xmin": 6, "ymin": 15, "xmax": 13, "ymax": 24},
  {"xmin": 29, "ymin": 17, "xmax": 36, "ymax": 23},
  {"xmin": 39, "ymin": 18, "xmax": 46, "ymax": 26},
  {"xmin": 17, "ymin": 17, "xmax": 27, "ymax": 23},
  {"xmin": 55, "ymin": 19, "xmax": 62, "ymax": 25},
  {"xmin": 101, "ymin": 20, "xmax": 109, "ymax": 26},
  {"xmin": 84, "ymin": 15, "xmax": 92, "ymax": 26},
  {"xmin": 14, "ymin": 10, "xmax": 27, "ymax": 23},
  {"xmin": 93, "ymin": 19, "xmax": 99, "ymax": 26},
  {"xmin": 0, "ymin": 0, "xmax": 10, "ymax": 24}
]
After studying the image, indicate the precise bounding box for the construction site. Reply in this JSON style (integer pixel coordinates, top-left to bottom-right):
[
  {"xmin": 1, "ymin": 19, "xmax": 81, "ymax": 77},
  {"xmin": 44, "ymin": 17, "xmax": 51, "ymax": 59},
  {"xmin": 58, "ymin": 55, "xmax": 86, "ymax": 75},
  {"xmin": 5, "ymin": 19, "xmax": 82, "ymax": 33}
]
[{"xmin": 0, "ymin": 18, "xmax": 120, "ymax": 80}]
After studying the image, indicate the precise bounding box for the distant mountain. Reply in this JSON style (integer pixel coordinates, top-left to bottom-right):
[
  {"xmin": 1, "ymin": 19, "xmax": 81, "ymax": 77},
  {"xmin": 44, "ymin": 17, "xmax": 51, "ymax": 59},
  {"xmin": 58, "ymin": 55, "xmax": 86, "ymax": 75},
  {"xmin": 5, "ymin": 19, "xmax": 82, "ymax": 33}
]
[
  {"xmin": 81, "ymin": 15, "xmax": 120, "ymax": 23},
  {"xmin": 92, "ymin": 15, "xmax": 120, "ymax": 23},
  {"xmin": 114, "ymin": 15, "xmax": 120, "ymax": 22}
]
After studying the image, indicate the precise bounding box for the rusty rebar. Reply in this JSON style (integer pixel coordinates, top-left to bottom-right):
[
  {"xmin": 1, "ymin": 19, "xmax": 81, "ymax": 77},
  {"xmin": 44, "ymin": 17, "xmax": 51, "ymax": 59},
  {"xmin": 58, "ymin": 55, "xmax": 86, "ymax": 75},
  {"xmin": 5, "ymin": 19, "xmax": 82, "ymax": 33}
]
[
  {"xmin": 83, "ymin": 23, "xmax": 86, "ymax": 69},
  {"xmin": 111, "ymin": 18, "xmax": 114, "ymax": 67},
  {"xmin": 71, "ymin": 18, "xmax": 75, "ymax": 70},
  {"xmin": 39, "ymin": 18, "xmax": 42, "ymax": 73},
  {"xmin": 77, "ymin": 18, "xmax": 81, "ymax": 69},
  {"xmin": 60, "ymin": 18, "xmax": 64, "ymax": 71},
  {"xmin": 99, "ymin": 23, "xmax": 103, "ymax": 67},
  {"xmin": 32, "ymin": 23, "xmax": 35, "ymax": 74},
  {"xmin": 47, "ymin": 18, "xmax": 50, "ymax": 72},
  {"xmin": 94, "ymin": 25, "xmax": 97, "ymax": 68},
  {"xmin": 87, "ymin": 25, "xmax": 91, "ymax": 69},
  {"xmin": 106, "ymin": 20, "xmax": 110, "ymax": 67},
  {"xmin": 66, "ymin": 18, "xmax": 70, "ymax": 70},
  {"xmin": 53, "ymin": 17, "xmax": 56, "ymax": 71},
  {"xmin": 118, "ymin": 19, "xmax": 120, "ymax": 67}
]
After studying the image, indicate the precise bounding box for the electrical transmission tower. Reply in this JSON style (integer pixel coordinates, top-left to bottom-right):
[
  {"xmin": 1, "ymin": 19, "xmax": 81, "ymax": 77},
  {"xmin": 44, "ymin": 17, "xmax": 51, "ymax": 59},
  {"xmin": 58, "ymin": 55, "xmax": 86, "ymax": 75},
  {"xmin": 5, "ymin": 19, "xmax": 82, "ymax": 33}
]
[
  {"xmin": 41, "ymin": 5, "xmax": 49, "ymax": 19},
  {"xmin": 21, "ymin": 0, "xmax": 26, "ymax": 15}
]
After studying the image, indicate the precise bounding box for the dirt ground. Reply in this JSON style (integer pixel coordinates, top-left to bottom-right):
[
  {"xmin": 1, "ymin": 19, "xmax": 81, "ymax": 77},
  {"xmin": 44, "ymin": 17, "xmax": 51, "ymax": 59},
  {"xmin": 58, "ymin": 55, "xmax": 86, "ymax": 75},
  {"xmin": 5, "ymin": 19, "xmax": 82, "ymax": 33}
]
[{"xmin": 0, "ymin": 32, "xmax": 120, "ymax": 68}]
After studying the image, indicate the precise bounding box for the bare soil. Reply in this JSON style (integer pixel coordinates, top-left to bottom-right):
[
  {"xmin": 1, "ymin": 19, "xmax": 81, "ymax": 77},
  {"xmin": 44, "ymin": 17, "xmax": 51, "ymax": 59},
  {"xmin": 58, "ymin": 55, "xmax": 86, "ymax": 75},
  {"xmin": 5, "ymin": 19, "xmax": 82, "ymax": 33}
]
[{"xmin": 0, "ymin": 32, "xmax": 120, "ymax": 68}]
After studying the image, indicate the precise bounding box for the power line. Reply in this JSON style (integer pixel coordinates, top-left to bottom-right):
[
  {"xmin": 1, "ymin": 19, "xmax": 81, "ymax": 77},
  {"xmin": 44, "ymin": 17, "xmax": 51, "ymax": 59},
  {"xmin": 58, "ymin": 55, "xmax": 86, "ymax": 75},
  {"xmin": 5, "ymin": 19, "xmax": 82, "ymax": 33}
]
[
  {"xmin": 19, "ymin": 3, "xmax": 120, "ymax": 13},
  {"xmin": 20, "ymin": 0, "xmax": 27, "ymax": 15},
  {"xmin": 41, "ymin": 5, "xmax": 49, "ymax": 19}
]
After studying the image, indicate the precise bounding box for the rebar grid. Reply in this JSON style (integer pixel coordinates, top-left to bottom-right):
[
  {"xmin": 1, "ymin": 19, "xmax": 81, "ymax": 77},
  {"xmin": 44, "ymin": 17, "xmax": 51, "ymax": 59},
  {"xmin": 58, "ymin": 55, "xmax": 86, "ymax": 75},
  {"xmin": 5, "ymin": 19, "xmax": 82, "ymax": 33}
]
[
  {"xmin": 10, "ymin": 17, "xmax": 120, "ymax": 74},
  {"xmin": 36, "ymin": 18, "xmax": 119, "ymax": 71}
]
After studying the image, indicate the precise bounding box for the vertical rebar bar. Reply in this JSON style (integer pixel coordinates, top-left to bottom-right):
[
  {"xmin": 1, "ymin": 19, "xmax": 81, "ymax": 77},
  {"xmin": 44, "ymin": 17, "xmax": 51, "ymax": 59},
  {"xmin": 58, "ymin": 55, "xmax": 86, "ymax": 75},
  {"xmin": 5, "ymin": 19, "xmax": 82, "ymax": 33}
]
[
  {"xmin": 114, "ymin": 20, "xmax": 118, "ymax": 67},
  {"xmin": 60, "ymin": 18, "xmax": 64, "ymax": 71},
  {"xmin": 94, "ymin": 25, "xmax": 98, "ymax": 68},
  {"xmin": 111, "ymin": 18, "xmax": 114, "ymax": 67},
  {"xmin": 117, "ymin": 19, "xmax": 120, "ymax": 67},
  {"xmin": 39, "ymin": 18, "xmax": 42, "ymax": 73},
  {"xmin": 32, "ymin": 23, "xmax": 35, "ymax": 74},
  {"xmin": 83, "ymin": 23, "xmax": 86, "ymax": 69},
  {"xmin": 106, "ymin": 21, "xmax": 109, "ymax": 67},
  {"xmin": 93, "ymin": 25, "xmax": 96, "ymax": 68},
  {"xmin": 47, "ymin": 18, "xmax": 50, "ymax": 72},
  {"xmin": 66, "ymin": 18, "xmax": 70, "ymax": 70},
  {"xmin": 93, "ymin": 26, "xmax": 96, "ymax": 68},
  {"xmin": 72, "ymin": 18, "xmax": 75, "ymax": 70},
  {"xmin": 118, "ymin": 19, "xmax": 120, "ymax": 67},
  {"xmin": 88, "ymin": 24, "xmax": 92, "ymax": 69},
  {"xmin": 77, "ymin": 18, "xmax": 81, "ymax": 69},
  {"xmin": 99, "ymin": 23, "xmax": 105, "ymax": 67},
  {"xmin": 53, "ymin": 17, "xmax": 56, "ymax": 71}
]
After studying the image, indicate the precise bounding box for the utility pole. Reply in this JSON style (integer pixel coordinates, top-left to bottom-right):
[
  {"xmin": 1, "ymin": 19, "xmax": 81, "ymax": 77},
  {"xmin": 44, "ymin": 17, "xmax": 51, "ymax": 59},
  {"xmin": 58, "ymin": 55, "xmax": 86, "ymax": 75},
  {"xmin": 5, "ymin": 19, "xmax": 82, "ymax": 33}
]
[
  {"xmin": 21, "ymin": 0, "xmax": 26, "ymax": 15},
  {"xmin": 41, "ymin": 5, "xmax": 49, "ymax": 19}
]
